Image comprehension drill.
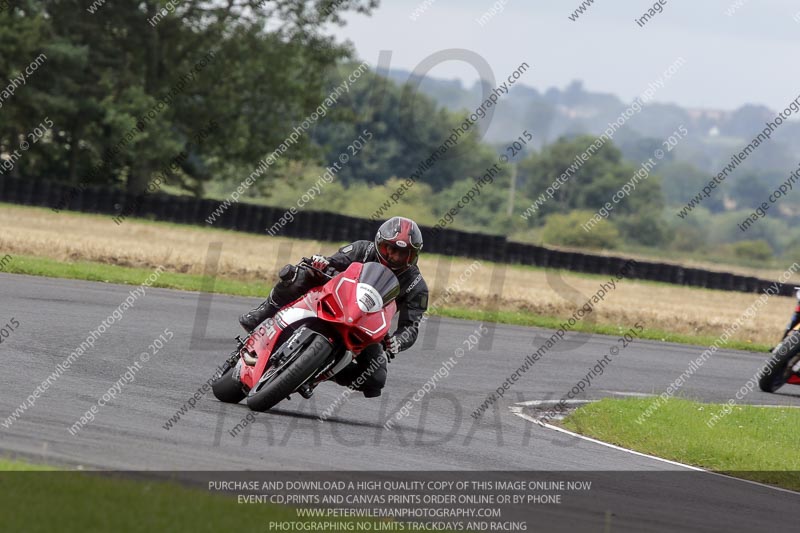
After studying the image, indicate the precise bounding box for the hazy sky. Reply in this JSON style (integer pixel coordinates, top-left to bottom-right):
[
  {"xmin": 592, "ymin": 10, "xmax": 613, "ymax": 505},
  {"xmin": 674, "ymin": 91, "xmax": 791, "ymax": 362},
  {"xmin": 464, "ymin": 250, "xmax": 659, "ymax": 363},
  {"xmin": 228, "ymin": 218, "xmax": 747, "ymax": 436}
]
[{"xmin": 329, "ymin": 0, "xmax": 800, "ymax": 111}]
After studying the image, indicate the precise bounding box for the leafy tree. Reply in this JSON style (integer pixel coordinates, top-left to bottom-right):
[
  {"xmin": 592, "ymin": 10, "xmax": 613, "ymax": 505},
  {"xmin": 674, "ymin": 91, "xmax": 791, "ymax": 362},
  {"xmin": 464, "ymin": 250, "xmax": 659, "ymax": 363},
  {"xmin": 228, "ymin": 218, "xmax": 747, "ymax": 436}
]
[
  {"xmin": 0, "ymin": 0, "xmax": 377, "ymax": 195},
  {"xmin": 311, "ymin": 65, "xmax": 501, "ymax": 191},
  {"xmin": 731, "ymin": 240, "xmax": 773, "ymax": 261},
  {"xmin": 541, "ymin": 210, "xmax": 620, "ymax": 250},
  {"xmin": 517, "ymin": 135, "xmax": 664, "ymax": 224},
  {"xmin": 729, "ymin": 174, "xmax": 770, "ymax": 211},
  {"xmin": 432, "ymin": 170, "xmax": 513, "ymax": 234},
  {"xmin": 667, "ymin": 205, "xmax": 711, "ymax": 252},
  {"xmin": 658, "ymin": 161, "xmax": 725, "ymax": 212},
  {"xmin": 615, "ymin": 213, "xmax": 672, "ymax": 246},
  {"xmin": 671, "ymin": 225, "xmax": 707, "ymax": 253}
]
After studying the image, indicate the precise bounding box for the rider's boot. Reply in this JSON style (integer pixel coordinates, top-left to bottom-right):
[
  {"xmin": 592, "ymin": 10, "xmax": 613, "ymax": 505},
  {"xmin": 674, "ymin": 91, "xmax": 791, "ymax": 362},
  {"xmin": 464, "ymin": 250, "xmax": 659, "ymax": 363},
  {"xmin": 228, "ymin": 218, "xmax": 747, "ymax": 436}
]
[{"xmin": 239, "ymin": 294, "xmax": 280, "ymax": 333}]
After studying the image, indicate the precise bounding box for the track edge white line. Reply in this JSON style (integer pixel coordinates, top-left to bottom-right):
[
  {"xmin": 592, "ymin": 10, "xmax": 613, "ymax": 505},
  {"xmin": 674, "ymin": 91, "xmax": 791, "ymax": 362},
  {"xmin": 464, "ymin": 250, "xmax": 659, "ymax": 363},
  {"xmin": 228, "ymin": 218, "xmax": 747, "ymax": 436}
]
[{"xmin": 511, "ymin": 409, "xmax": 800, "ymax": 497}]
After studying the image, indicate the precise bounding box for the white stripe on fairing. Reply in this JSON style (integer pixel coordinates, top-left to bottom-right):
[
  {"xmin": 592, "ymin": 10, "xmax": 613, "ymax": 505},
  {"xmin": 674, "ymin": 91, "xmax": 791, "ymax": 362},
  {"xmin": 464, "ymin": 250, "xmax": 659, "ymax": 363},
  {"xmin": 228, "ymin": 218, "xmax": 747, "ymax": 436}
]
[{"xmin": 279, "ymin": 307, "xmax": 317, "ymax": 325}]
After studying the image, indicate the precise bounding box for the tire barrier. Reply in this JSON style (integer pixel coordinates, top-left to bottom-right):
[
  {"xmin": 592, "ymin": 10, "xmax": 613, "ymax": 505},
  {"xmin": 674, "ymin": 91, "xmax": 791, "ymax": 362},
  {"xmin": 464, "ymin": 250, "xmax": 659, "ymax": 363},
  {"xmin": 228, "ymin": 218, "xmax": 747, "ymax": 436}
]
[{"xmin": 1, "ymin": 176, "xmax": 794, "ymax": 296}]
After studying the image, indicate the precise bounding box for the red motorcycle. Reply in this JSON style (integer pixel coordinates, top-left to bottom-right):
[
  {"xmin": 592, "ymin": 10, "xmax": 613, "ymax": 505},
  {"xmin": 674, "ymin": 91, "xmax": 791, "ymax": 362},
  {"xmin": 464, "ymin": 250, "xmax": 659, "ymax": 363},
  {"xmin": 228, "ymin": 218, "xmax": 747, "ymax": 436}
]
[
  {"xmin": 212, "ymin": 258, "xmax": 399, "ymax": 411},
  {"xmin": 759, "ymin": 287, "xmax": 800, "ymax": 392}
]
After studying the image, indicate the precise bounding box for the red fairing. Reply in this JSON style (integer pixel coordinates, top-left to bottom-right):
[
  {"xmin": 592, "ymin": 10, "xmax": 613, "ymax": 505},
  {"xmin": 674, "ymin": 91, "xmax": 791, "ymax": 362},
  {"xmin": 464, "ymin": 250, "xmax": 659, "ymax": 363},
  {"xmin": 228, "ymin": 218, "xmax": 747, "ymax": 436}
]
[
  {"xmin": 316, "ymin": 263, "xmax": 397, "ymax": 353},
  {"xmin": 237, "ymin": 262, "xmax": 396, "ymax": 390},
  {"xmin": 788, "ymin": 375, "xmax": 800, "ymax": 385},
  {"xmin": 238, "ymin": 316, "xmax": 286, "ymax": 390}
]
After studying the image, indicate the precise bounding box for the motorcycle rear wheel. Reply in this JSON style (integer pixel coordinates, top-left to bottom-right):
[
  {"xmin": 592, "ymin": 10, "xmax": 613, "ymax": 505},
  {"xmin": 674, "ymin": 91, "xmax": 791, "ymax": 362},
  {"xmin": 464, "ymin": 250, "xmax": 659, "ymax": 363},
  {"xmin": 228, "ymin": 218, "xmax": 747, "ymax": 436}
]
[
  {"xmin": 246, "ymin": 334, "xmax": 333, "ymax": 412},
  {"xmin": 758, "ymin": 332, "xmax": 800, "ymax": 393}
]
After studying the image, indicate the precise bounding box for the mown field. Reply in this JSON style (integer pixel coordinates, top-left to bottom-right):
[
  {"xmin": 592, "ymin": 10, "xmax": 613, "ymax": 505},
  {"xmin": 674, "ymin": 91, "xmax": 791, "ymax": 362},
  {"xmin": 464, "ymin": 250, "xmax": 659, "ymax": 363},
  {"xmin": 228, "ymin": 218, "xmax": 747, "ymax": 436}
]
[{"xmin": 1, "ymin": 203, "xmax": 795, "ymax": 348}]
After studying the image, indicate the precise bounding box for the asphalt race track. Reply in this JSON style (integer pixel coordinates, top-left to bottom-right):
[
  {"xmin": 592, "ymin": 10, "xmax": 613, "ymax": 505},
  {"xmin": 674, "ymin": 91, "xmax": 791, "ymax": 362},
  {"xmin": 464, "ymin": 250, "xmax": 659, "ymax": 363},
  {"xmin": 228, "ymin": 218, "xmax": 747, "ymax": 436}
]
[{"xmin": 1, "ymin": 273, "xmax": 799, "ymax": 531}]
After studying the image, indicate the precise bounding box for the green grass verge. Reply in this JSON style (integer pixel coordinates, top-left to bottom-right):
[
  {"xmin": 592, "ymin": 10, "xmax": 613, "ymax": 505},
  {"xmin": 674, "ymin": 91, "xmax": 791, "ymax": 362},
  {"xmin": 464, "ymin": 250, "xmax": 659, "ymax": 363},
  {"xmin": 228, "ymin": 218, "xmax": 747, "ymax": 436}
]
[
  {"xmin": 0, "ymin": 471, "xmax": 346, "ymax": 533},
  {"xmin": 0, "ymin": 458, "xmax": 55, "ymax": 471},
  {"xmin": 0, "ymin": 458, "xmax": 430, "ymax": 533},
  {"xmin": 562, "ymin": 398, "xmax": 800, "ymax": 491},
  {"xmin": 1, "ymin": 253, "xmax": 771, "ymax": 353},
  {"xmin": 1, "ymin": 254, "xmax": 264, "ymax": 297},
  {"xmin": 0, "ymin": 457, "xmax": 472, "ymax": 533}
]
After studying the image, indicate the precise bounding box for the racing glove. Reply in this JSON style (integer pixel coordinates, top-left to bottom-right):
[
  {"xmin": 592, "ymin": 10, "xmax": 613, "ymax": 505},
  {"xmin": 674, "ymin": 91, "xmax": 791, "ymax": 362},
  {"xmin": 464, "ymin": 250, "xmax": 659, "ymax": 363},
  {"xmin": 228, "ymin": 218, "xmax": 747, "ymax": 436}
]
[
  {"xmin": 310, "ymin": 254, "xmax": 330, "ymax": 271},
  {"xmin": 383, "ymin": 335, "xmax": 400, "ymax": 361}
]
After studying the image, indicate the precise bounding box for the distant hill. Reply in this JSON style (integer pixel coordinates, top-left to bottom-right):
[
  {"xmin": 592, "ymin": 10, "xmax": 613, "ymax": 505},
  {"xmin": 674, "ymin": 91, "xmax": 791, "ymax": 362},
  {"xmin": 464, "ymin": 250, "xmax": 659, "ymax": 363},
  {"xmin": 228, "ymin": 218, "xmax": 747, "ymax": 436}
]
[{"xmin": 380, "ymin": 68, "xmax": 800, "ymax": 188}]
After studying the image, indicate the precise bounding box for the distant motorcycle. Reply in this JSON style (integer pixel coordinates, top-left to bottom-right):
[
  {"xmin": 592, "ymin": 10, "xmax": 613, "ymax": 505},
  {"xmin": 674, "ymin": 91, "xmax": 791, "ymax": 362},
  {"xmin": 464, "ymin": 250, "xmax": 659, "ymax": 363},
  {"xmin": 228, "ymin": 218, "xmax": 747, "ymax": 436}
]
[
  {"xmin": 211, "ymin": 258, "xmax": 399, "ymax": 411},
  {"xmin": 758, "ymin": 287, "xmax": 800, "ymax": 393}
]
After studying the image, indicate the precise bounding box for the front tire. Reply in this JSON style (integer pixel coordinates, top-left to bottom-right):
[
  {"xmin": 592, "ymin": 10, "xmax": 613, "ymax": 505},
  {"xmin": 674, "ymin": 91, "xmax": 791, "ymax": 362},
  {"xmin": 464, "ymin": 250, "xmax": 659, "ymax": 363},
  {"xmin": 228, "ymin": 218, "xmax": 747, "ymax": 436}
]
[
  {"xmin": 758, "ymin": 332, "xmax": 800, "ymax": 393},
  {"xmin": 211, "ymin": 362, "xmax": 247, "ymax": 404},
  {"xmin": 246, "ymin": 334, "xmax": 333, "ymax": 412}
]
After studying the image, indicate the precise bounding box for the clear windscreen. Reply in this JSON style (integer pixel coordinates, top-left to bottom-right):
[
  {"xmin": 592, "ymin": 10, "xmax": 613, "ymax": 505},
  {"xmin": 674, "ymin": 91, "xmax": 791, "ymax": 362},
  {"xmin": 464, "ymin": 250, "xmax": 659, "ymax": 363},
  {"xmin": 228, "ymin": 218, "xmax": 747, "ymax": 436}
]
[{"xmin": 359, "ymin": 262, "xmax": 400, "ymax": 306}]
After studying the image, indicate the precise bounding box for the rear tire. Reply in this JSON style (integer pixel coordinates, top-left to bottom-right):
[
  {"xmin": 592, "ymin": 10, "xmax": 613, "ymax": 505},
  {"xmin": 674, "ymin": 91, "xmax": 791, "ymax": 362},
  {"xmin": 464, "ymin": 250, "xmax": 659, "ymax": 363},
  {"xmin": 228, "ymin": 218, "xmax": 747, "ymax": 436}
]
[
  {"xmin": 758, "ymin": 332, "xmax": 800, "ymax": 393},
  {"xmin": 246, "ymin": 334, "xmax": 333, "ymax": 412},
  {"xmin": 212, "ymin": 363, "xmax": 247, "ymax": 404}
]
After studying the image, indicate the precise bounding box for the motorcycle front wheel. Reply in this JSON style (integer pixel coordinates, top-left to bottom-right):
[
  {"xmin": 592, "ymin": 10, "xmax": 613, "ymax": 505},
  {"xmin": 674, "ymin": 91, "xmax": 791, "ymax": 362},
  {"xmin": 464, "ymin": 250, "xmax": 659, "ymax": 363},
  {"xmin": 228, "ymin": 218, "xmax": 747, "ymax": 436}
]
[
  {"xmin": 246, "ymin": 334, "xmax": 333, "ymax": 412},
  {"xmin": 758, "ymin": 331, "xmax": 800, "ymax": 393}
]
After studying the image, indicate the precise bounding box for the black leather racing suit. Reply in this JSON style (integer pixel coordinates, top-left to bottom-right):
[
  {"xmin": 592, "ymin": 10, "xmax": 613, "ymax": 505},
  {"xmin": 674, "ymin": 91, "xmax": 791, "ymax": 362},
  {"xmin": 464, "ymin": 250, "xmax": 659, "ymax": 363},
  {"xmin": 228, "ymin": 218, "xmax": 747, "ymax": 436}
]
[{"xmin": 270, "ymin": 240, "xmax": 429, "ymax": 397}]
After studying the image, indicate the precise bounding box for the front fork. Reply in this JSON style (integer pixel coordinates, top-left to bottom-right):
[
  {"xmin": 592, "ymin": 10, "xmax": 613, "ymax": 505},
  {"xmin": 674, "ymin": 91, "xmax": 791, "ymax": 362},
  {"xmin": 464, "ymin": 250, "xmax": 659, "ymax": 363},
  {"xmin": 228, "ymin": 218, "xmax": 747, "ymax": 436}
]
[
  {"xmin": 227, "ymin": 335, "xmax": 246, "ymax": 364},
  {"xmin": 216, "ymin": 336, "xmax": 247, "ymax": 380},
  {"xmin": 780, "ymin": 287, "xmax": 800, "ymax": 341},
  {"xmin": 782, "ymin": 307, "xmax": 800, "ymax": 340}
]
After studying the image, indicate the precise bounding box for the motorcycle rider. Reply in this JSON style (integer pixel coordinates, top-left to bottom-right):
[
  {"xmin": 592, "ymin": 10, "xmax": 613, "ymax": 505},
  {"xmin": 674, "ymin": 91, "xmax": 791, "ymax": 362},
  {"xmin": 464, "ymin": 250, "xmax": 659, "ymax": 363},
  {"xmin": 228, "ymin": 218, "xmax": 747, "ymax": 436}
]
[
  {"xmin": 780, "ymin": 288, "xmax": 800, "ymax": 340},
  {"xmin": 239, "ymin": 216, "xmax": 428, "ymax": 398}
]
